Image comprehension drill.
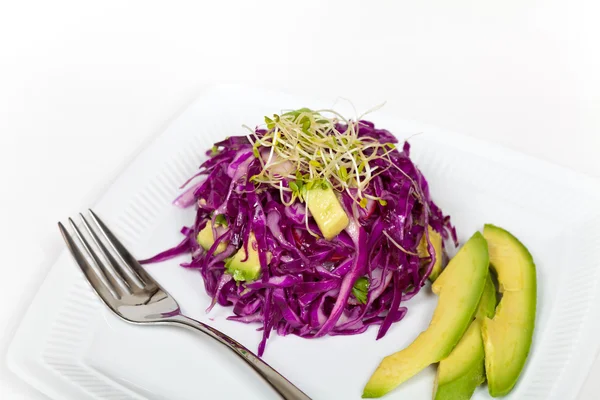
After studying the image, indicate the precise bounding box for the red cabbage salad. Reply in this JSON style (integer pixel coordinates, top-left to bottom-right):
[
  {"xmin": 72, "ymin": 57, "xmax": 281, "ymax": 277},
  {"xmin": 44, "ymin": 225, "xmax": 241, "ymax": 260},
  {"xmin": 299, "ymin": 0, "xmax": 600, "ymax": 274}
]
[{"xmin": 141, "ymin": 108, "xmax": 457, "ymax": 356}]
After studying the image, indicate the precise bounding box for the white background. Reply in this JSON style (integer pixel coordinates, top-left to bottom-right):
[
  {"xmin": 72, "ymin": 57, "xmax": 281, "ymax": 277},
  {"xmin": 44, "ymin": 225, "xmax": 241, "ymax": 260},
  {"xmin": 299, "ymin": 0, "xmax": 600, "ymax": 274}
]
[{"xmin": 0, "ymin": 1, "xmax": 598, "ymax": 399}]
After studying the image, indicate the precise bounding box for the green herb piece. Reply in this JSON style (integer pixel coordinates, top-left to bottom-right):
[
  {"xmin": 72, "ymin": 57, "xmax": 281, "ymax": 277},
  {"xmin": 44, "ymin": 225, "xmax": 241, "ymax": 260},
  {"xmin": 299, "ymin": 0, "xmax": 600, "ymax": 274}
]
[{"xmin": 352, "ymin": 277, "xmax": 370, "ymax": 304}]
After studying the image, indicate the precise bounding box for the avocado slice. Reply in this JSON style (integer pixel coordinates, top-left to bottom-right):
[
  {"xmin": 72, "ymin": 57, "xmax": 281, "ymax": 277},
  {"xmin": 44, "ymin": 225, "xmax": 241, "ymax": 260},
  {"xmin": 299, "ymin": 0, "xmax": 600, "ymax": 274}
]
[
  {"xmin": 482, "ymin": 224, "xmax": 536, "ymax": 397},
  {"xmin": 225, "ymin": 232, "xmax": 261, "ymax": 282},
  {"xmin": 417, "ymin": 226, "xmax": 444, "ymax": 281},
  {"xmin": 475, "ymin": 274, "xmax": 497, "ymax": 321},
  {"xmin": 433, "ymin": 275, "xmax": 496, "ymax": 400},
  {"xmin": 362, "ymin": 232, "xmax": 489, "ymax": 398},
  {"xmin": 306, "ymin": 186, "xmax": 349, "ymax": 240},
  {"xmin": 434, "ymin": 321, "xmax": 485, "ymax": 400},
  {"xmin": 196, "ymin": 221, "xmax": 227, "ymax": 254}
]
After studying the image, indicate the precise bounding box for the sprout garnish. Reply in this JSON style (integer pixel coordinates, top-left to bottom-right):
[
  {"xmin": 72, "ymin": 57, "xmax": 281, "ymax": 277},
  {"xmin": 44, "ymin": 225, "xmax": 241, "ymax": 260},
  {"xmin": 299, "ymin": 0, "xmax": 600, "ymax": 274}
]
[{"xmin": 247, "ymin": 108, "xmax": 396, "ymax": 208}]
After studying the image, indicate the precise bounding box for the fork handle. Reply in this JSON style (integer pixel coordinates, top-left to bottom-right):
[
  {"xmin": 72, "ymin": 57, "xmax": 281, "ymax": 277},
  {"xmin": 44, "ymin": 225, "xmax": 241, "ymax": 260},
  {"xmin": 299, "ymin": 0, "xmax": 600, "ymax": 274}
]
[{"xmin": 168, "ymin": 314, "xmax": 312, "ymax": 400}]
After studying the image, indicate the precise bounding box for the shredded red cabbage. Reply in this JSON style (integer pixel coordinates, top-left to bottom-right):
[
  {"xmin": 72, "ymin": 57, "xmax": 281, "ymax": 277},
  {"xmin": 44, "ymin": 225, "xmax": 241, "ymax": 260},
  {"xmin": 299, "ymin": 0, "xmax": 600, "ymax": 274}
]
[{"xmin": 141, "ymin": 120, "xmax": 456, "ymax": 356}]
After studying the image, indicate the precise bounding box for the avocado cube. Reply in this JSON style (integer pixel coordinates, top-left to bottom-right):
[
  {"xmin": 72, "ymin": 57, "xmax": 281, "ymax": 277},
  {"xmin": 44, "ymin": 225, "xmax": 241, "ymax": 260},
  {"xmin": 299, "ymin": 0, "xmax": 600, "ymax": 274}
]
[
  {"xmin": 417, "ymin": 226, "xmax": 444, "ymax": 282},
  {"xmin": 196, "ymin": 221, "xmax": 227, "ymax": 254},
  {"xmin": 307, "ymin": 186, "xmax": 349, "ymax": 240},
  {"xmin": 225, "ymin": 233, "xmax": 261, "ymax": 282}
]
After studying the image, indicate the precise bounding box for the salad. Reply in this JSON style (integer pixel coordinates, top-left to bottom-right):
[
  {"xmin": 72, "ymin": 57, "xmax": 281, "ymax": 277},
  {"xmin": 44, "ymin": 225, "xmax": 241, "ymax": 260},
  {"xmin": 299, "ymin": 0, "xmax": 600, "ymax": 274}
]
[{"xmin": 141, "ymin": 108, "xmax": 456, "ymax": 356}]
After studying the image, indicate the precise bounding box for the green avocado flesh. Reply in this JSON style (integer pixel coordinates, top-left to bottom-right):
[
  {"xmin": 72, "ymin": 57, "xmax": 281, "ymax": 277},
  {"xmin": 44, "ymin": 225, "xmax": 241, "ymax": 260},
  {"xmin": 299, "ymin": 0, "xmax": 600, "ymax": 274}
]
[
  {"xmin": 306, "ymin": 186, "xmax": 349, "ymax": 240},
  {"xmin": 434, "ymin": 321, "xmax": 485, "ymax": 400},
  {"xmin": 197, "ymin": 223, "xmax": 261, "ymax": 282},
  {"xmin": 482, "ymin": 224, "xmax": 536, "ymax": 397},
  {"xmin": 475, "ymin": 275, "xmax": 497, "ymax": 321},
  {"xmin": 433, "ymin": 275, "xmax": 496, "ymax": 400},
  {"xmin": 196, "ymin": 221, "xmax": 227, "ymax": 254},
  {"xmin": 225, "ymin": 232, "xmax": 261, "ymax": 282},
  {"xmin": 362, "ymin": 232, "xmax": 489, "ymax": 398},
  {"xmin": 418, "ymin": 226, "xmax": 444, "ymax": 282}
]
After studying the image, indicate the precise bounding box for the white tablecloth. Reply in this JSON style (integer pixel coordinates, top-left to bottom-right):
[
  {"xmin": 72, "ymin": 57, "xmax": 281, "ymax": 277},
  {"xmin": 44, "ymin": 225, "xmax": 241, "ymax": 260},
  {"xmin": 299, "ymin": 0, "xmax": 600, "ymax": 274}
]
[{"xmin": 1, "ymin": 1, "xmax": 599, "ymax": 398}]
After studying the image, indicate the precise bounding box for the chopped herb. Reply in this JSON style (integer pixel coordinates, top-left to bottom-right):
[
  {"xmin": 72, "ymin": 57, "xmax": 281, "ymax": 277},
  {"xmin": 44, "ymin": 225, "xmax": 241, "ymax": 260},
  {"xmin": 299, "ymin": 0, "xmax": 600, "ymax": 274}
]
[{"xmin": 352, "ymin": 277, "xmax": 370, "ymax": 304}]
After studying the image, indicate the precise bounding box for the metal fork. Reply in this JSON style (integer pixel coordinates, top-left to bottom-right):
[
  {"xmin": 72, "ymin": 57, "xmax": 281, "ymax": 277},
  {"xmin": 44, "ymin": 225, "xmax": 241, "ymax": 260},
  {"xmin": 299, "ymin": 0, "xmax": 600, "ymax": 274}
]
[{"xmin": 58, "ymin": 209, "xmax": 311, "ymax": 400}]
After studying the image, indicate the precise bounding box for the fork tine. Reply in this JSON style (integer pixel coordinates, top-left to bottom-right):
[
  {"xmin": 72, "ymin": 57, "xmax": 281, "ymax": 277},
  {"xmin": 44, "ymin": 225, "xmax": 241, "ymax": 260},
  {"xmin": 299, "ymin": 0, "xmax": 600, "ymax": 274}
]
[
  {"xmin": 58, "ymin": 221, "xmax": 121, "ymax": 301},
  {"xmin": 67, "ymin": 218, "xmax": 126, "ymax": 300},
  {"xmin": 87, "ymin": 209, "xmax": 156, "ymax": 288},
  {"xmin": 79, "ymin": 213, "xmax": 133, "ymax": 294}
]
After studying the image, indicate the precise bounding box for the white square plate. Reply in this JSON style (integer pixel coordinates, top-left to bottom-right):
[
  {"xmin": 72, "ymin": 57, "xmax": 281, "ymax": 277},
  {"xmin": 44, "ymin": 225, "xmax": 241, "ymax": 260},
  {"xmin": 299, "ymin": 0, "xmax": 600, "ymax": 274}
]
[{"xmin": 8, "ymin": 86, "xmax": 600, "ymax": 400}]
